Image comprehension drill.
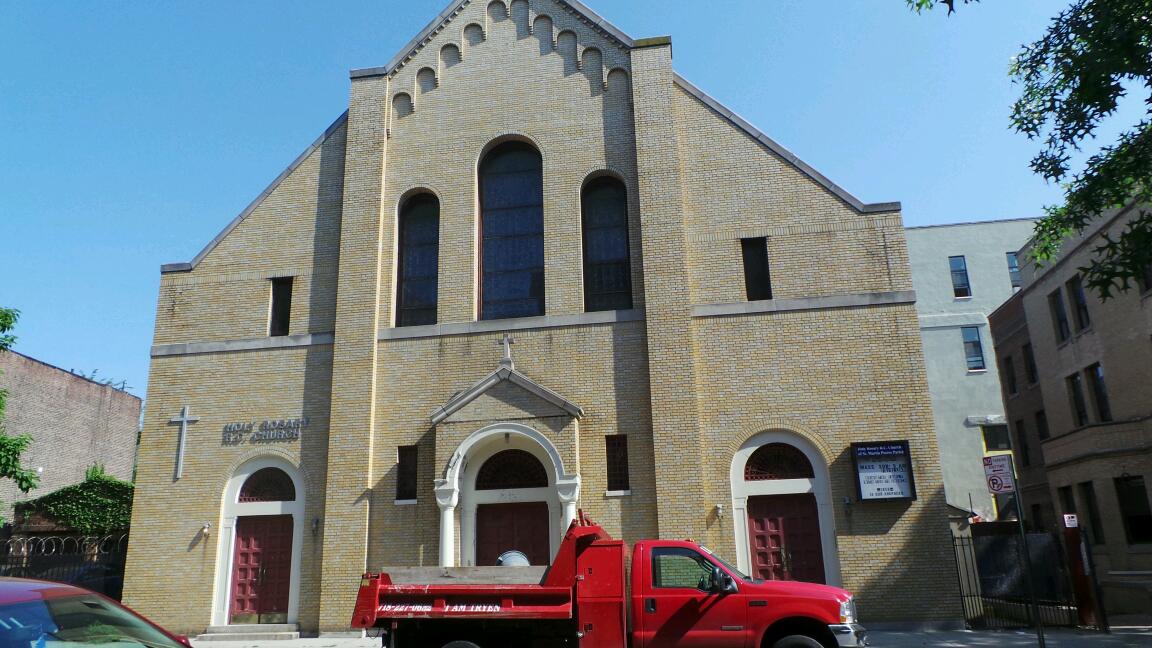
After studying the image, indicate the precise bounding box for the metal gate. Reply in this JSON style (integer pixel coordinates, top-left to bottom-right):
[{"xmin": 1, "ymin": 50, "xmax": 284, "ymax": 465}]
[
  {"xmin": 952, "ymin": 529, "xmax": 1098, "ymax": 630},
  {"xmin": 0, "ymin": 534, "xmax": 129, "ymax": 600}
]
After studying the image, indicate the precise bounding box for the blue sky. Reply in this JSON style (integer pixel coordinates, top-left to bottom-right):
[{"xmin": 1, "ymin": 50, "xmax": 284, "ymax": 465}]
[{"xmin": 0, "ymin": 0, "xmax": 1106, "ymax": 399}]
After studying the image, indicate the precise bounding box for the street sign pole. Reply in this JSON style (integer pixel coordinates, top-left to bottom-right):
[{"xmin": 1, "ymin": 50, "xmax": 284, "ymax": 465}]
[{"xmin": 984, "ymin": 455, "xmax": 1045, "ymax": 648}]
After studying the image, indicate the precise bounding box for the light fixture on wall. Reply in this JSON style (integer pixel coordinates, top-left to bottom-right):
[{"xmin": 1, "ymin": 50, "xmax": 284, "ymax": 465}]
[
  {"xmin": 312, "ymin": 517, "xmax": 321, "ymax": 537},
  {"xmin": 843, "ymin": 496, "xmax": 854, "ymax": 518},
  {"xmin": 714, "ymin": 504, "xmax": 725, "ymax": 520},
  {"xmin": 201, "ymin": 523, "xmax": 212, "ymax": 537}
]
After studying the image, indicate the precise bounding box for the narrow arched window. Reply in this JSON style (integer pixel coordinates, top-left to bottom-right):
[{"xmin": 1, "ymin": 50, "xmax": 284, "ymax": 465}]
[
  {"xmin": 397, "ymin": 194, "xmax": 440, "ymax": 327},
  {"xmin": 480, "ymin": 142, "xmax": 544, "ymax": 320},
  {"xmin": 582, "ymin": 177, "xmax": 632, "ymax": 311}
]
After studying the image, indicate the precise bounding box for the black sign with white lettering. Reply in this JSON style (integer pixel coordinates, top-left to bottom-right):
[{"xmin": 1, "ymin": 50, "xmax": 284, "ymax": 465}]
[{"xmin": 851, "ymin": 440, "xmax": 916, "ymax": 501}]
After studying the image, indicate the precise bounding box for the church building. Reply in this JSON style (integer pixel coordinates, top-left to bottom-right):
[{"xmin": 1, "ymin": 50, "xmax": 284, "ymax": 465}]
[{"xmin": 124, "ymin": 0, "xmax": 959, "ymax": 635}]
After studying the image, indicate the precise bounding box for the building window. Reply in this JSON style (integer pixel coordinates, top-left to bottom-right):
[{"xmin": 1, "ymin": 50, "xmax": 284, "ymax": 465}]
[
  {"xmin": 1066, "ymin": 275, "xmax": 1091, "ymax": 331},
  {"xmin": 269, "ymin": 277, "xmax": 293, "ymax": 337},
  {"xmin": 1006, "ymin": 251, "xmax": 1022, "ymax": 290},
  {"xmin": 1067, "ymin": 372, "xmax": 1089, "ymax": 426},
  {"xmin": 949, "ymin": 255, "xmax": 971, "ymax": 298},
  {"xmin": 1085, "ymin": 363, "xmax": 1113, "ymax": 423},
  {"xmin": 396, "ymin": 445, "xmax": 418, "ymax": 501},
  {"xmin": 1014, "ymin": 419, "xmax": 1030, "ymax": 467},
  {"xmin": 741, "ymin": 237, "xmax": 773, "ymax": 301},
  {"xmin": 480, "ymin": 141, "xmax": 545, "ymax": 320},
  {"xmin": 476, "ymin": 449, "xmax": 548, "ymax": 490},
  {"xmin": 1023, "ymin": 343, "xmax": 1038, "ymax": 384},
  {"xmin": 1058, "ymin": 485, "xmax": 1075, "ymax": 515},
  {"xmin": 1049, "ymin": 290, "xmax": 1071, "ymax": 343},
  {"xmin": 581, "ymin": 177, "xmax": 632, "ymax": 312},
  {"xmin": 982, "ymin": 424, "xmax": 1011, "ymax": 451},
  {"xmin": 1002, "ymin": 355, "xmax": 1018, "ymax": 396},
  {"xmin": 1080, "ymin": 481, "xmax": 1105, "ymax": 545},
  {"xmin": 1035, "ymin": 409, "xmax": 1050, "ymax": 440},
  {"xmin": 605, "ymin": 435, "xmax": 630, "ymax": 492},
  {"xmin": 1029, "ymin": 504, "xmax": 1045, "ymax": 532},
  {"xmin": 396, "ymin": 194, "xmax": 441, "ymax": 327},
  {"xmin": 239, "ymin": 468, "xmax": 296, "ymax": 503},
  {"xmin": 962, "ymin": 326, "xmax": 986, "ymax": 371},
  {"xmin": 1115, "ymin": 475, "xmax": 1152, "ymax": 544}
]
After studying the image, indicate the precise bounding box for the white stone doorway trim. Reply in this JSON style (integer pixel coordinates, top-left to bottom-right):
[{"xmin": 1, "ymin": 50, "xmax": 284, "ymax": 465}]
[
  {"xmin": 434, "ymin": 423, "xmax": 580, "ymax": 567},
  {"xmin": 729, "ymin": 431, "xmax": 842, "ymax": 587},
  {"xmin": 211, "ymin": 456, "xmax": 305, "ymax": 627}
]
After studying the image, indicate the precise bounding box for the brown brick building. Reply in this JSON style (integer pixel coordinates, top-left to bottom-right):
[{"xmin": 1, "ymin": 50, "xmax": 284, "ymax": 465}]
[
  {"xmin": 124, "ymin": 0, "xmax": 959, "ymax": 635},
  {"xmin": 0, "ymin": 351, "xmax": 141, "ymax": 520}
]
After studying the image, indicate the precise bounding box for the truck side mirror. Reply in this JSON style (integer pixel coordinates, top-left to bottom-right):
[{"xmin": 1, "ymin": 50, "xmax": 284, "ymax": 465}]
[{"xmin": 710, "ymin": 566, "xmax": 726, "ymax": 593}]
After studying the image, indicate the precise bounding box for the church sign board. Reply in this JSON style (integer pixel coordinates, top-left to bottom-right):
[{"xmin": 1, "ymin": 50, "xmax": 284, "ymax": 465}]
[
  {"xmin": 222, "ymin": 418, "xmax": 310, "ymax": 445},
  {"xmin": 851, "ymin": 441, "xmax": 916, "ymax": 501}
]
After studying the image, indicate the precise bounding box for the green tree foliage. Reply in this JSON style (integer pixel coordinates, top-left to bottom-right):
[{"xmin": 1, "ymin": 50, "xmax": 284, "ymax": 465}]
[
  {"xmin": 17, "ymin": 470, "xmax": 134, "ymax": 535},
  {"xmin": 910, "ymin": 0, "xmax": 1152, "ymax": 298},
  {"xmin": 0, "ymin": 306, "xmax": 39, "ymax": 496}
]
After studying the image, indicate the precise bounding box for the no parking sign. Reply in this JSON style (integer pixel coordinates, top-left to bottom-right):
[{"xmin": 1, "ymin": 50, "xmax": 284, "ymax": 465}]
[{"xmin": 983, "ymin": 455, "xmax": 1017, "ymax": 494}]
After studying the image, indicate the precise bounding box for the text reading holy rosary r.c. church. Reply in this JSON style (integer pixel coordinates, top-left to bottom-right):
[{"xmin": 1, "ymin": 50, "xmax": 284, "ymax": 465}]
[{"xmin": 221, "ymin": 418, "xmax": 310, "ymax": 445}]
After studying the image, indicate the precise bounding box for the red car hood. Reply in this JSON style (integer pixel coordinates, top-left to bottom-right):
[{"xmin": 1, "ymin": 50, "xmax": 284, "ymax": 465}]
[{"xmin": 748, "ymin": 578, "xmax": 853, "ymax": 603}]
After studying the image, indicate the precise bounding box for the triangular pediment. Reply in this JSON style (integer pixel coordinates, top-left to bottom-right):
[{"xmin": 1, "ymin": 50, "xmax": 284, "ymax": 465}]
[
  {"xmin": 431, "ymin": 365, "xmax": 584, "ymax": 425},
  {"xmin": 363, "ymin": 0, "xmax": 635, "ymax": 79}
]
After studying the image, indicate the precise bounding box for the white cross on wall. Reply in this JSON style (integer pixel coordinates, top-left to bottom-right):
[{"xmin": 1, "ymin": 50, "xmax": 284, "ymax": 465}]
[
  {"xmin": 168, "ymin": 405, "xmax": 200, "ymax": 481},
  {"xmin": 498, "ymin": 333, "xmax": 515, "ymax": 369}
]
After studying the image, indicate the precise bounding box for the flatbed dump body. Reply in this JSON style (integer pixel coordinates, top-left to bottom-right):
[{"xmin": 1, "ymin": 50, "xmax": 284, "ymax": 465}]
[{"xmin": 352, "ymin": 512, "xmax": 868, "ymax": 648}]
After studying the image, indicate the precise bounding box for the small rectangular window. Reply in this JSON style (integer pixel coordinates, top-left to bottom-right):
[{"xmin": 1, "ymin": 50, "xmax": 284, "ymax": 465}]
[
  {"xmin": 1067, "ymin": 373, "xmax": 1089, "ymax": 427},
  {"xmin": 1085, "ymin": 363, "xmax": 1113, "ymax": 423},
  {"xmin": 1023, "ymin": 343, "xmax": 1038, "ymax": 384},
  {"xmin": 982, "ymin": 424, "xmax": 1011, "ymax": 451},
  {"xmin": 962, "ymin": 326, "xmax": 985, "ymax": 371},
  {"xmin": 269, "ymin": 277, "xmax": 293, "ymax": 337},
  {"xmin": 1035, "ymin": 409, "xmax": 1050, "ymax": 440},
  {"xmin": 1058, "ymin": 485, "xmax": 1075, "ymax": 515},
  {"xmin": 1049, "ymin": 290, "xmax": 1070, "ymax": 343},
  {"xmin": 1079, "ymin": 481, "xmax": 1105, "ymax": 544},
  {"xmin": 1066, "ymin": 275, "xmax": 1091, "ymax": 331},
  {"xmin": 396, "ymin": 445, "xmax": 418, "ymax": 501},
  {"xmin": 1014, "ymin": 420, "xmax": 1030, "ymax": 467},
  {"xmin": 1115, "ymin": 475, "xmax": 1152, "ymax": 544},
  {"xmin": 741, "ymin": 237, "xmax": 772, "ymax": 301},
  {"xmin": 1002, "ymin": 355, "xmax": 1018, "ymax": 395},
  {"xmin": 949, "ymin": 256, "xmax": 971, "ymax": 298},
  {"xmin": 1029, "ymin": 504, "xmax": 1045, "ymax": 532},
  {"xmin": 1006, "ymin": 251, "xmax": 1022, "ymax": 290},
  {"xmin": 605, "ymin": 435, "xmax": 630, "ymax": 492}
]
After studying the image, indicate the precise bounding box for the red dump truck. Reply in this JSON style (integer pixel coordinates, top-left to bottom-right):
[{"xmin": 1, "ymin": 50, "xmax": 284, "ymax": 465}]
[{"xmin": 352, "ymin": 513, "xmax": 867, "ymax": 648}]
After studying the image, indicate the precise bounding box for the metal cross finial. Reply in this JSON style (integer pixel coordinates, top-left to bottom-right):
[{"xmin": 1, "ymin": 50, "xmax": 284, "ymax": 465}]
[
  {"xmin": 498, "ymin": 333, "xmax": 515, "ymax": 369},
  {"xmin": 168, "ymin": 405, "xmax": 200, "ymax": 481}
]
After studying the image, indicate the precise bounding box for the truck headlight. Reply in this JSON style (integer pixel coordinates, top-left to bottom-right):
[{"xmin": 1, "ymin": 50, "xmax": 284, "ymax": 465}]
[{"xmin": 839, "ymin": 597, "xmax": 857, "ymax": 624}]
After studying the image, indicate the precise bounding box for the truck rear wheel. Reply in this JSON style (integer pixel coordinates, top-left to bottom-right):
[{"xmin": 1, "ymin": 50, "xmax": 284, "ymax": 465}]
[
  {"xmin": 771, "ymin": 635, "xmax": 824, "ymax": 648},
  {"xmin": 441, "ymin": 642, "xmax": 481, "ymax": 648}
]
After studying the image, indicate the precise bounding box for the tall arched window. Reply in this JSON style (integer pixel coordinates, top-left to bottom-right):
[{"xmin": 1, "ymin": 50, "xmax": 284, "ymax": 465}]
[
  {"xmin": 581, "ymin": 177, "xmax": 632, "ymax": 311},
  {"xmin": 480, "ymin": 142, "xmax": 545, "ymax": 320},
  {"xmin": 397, "ymin": 194, "xmax": 440, "ymax": 327}
]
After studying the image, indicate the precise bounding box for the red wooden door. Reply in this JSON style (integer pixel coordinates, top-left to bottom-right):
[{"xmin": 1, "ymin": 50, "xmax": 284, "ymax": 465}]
[
  {"xmin": 475, "ymin": 502, "xmax": 550, "ymax": 565},
  {"xmin": 231, "ymin": 515, "xmax": 293, "ymax": 624},
  {"xmin": 747, "ymin": 494, "xmax": 825, "ymax": 583}
]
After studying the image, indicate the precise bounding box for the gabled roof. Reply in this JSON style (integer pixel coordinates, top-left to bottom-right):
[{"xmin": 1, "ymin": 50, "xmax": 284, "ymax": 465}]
[
  {"xmin": 350, "ymin": 0, "xmax": 635, "ymax": 79},
  {"xmin": 430, "ymin": 364, "xmax": 584, "ymax": 425}
]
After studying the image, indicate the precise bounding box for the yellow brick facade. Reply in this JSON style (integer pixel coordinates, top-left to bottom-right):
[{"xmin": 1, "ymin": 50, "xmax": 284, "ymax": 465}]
[{"xmin": 124, "ymin": 0, "xmax": 958, "ymax": 636}]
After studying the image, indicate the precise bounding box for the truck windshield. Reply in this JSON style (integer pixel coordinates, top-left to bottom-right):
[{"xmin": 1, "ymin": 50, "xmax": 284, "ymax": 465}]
[{"xmin": 698, "ymin": 545, "xmax": 751, "ymax": 581}]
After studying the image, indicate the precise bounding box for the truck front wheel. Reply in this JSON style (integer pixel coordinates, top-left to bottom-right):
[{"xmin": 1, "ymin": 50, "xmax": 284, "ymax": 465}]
[
  {"xmin": 771, "ymin": 635, "xmax": 824, "ymax": 648},
  {"xmin": 441, "ymin": 642, "xmax": 481, "ymax": 648}
]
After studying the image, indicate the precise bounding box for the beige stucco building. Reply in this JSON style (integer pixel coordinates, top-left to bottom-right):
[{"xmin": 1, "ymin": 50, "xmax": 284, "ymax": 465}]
[
  {"xmin": 123, "ymin": 0, "xmax": 959, "ymax": 636},
  {"xmin": 990, "ymin": 203, "xmax": 1152, "ymax": 614}
]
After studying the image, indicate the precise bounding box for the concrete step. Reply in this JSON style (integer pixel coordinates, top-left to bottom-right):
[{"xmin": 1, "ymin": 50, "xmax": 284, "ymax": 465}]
[{"xmin": 197, "ymin": 625, "xmax": 300, "ymax": 641}]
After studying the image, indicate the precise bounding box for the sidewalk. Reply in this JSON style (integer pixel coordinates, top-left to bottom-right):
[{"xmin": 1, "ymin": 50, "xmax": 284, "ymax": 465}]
[{"xmin": 189, "ymin": 627, "xmax": 1152, "ymax": 648}]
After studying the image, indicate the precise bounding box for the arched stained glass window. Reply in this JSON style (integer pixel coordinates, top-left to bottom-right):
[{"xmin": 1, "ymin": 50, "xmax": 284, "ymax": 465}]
[
  {"xmin": 744, "ymin": 443, "xmax": 815, "ymax": 481},
  {"xmin": 480, "ymin": 142, "xmax": 545, "ymax": 320},
  {"xmin": 397, "ymin": 194, "xmax": 440, "ymax": 327},
  {"xmin": 239, "ymin": 468, "xmax": 296, "ymax": 502},
  {"xmin": 581, "ymin": 177, "xmax": 632, "ymax": 311},
  {"xmin": 476, "ymin": 449, "xmax": 548, "ymax": 490}
]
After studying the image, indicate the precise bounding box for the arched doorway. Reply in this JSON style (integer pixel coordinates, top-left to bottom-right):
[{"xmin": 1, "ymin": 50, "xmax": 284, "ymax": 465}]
[
  {"xmin": 434, "ymin": 423, "xmax": 580, "ymax": 567},
  {"xmin": 212, "ymin": 457, "xmax": 304, "ymax": 627},
  {"xmin": 730, "ymin": 432, "xmax": 841, "ymax": 586}
]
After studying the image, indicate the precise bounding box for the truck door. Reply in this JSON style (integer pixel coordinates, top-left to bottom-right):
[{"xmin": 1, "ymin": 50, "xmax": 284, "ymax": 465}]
[{"xmin": 637, "ymin": 546, "xmax": 747, "ymax": 648}]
